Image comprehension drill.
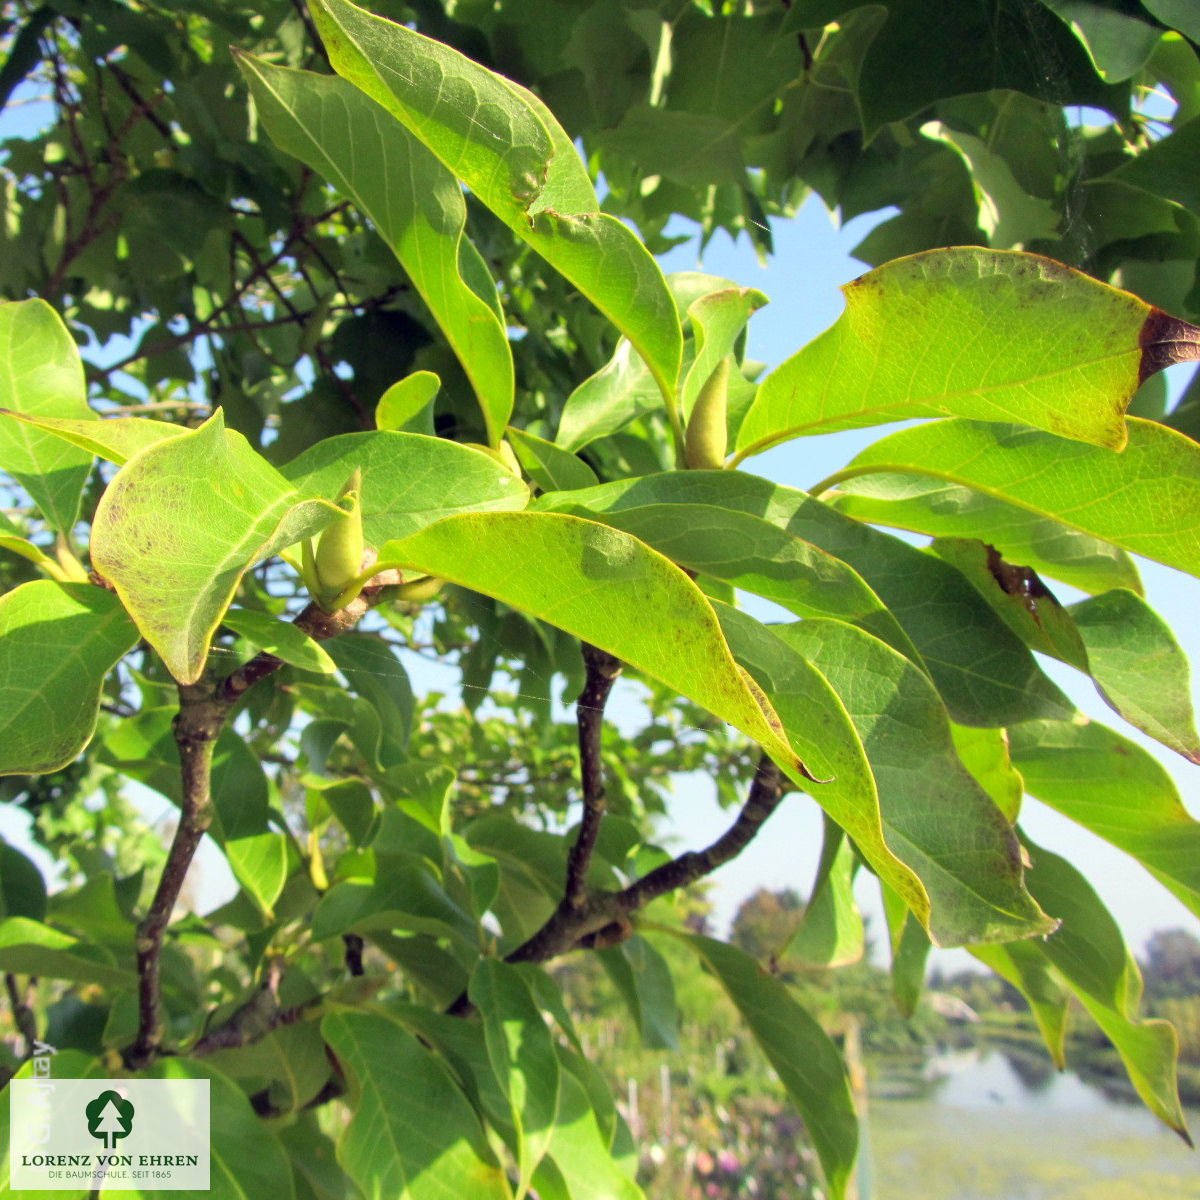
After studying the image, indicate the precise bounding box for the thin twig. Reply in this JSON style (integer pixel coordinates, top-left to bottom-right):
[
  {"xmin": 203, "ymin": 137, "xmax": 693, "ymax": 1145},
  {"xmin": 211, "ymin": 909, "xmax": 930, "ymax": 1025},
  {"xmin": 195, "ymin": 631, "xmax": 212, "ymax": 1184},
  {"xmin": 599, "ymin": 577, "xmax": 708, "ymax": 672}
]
[
  {"xmin": 564, "ymin": 643, "xmax": 621, "ymax": 909},
  {"xmin": 4, "ymin": 972, "xmax": 39, "ymax": 1060}
]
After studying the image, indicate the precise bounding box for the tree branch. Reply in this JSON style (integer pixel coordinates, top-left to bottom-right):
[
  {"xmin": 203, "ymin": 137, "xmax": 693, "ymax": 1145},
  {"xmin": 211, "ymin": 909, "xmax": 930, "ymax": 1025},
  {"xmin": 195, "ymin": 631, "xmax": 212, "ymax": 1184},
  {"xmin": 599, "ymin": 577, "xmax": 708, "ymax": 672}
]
[
  {"xmin": 4, "ymin": 972, "xmax": 39, "ymax": 1061},
  {"xmin": 125, "ymin": 579, "xmax": 397, "ymax": 1068},
  {"xmin": 564, "ymin": 643, "xmax": 621, "ymax": 909}
]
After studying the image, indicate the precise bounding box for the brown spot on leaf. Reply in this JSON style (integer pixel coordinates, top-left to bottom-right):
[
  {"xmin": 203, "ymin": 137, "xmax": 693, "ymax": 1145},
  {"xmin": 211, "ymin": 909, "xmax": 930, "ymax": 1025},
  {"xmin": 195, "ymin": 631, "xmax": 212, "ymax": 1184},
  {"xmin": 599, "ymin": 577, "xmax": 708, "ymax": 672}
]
[
  {"xmin": 985, "ymin": 543, "xmax": 1056, "ymax": 627},
  {"xmin": 1139, "ymin": 307, "xmax": 1200, "ymax": 385}
]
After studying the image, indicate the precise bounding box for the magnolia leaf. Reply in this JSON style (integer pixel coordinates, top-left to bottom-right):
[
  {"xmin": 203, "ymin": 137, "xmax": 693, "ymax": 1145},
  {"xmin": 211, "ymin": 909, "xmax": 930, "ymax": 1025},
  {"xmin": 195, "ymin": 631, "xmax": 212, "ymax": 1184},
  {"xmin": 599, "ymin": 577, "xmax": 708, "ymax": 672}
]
[
  {"xmin": 376, "ymin": 371, "xmax": 441, "ymax": 433},
  {"xmin": 0, "ymin": 581, "xmax": 138, "ymax": 776},
  {"xmin": 237, "ymin": 54, "xmax": 513, "ymax": 445},
  {"xmin": 376, "ymin": 511, "xmax": 827, "ymax": 789},
  {"xmin": 735, "ymin": 248, "xmax": 1200, "ymax": 460},
  {"xmin": 1069, "ymin": 588, "xmax": 1200, "ymax": 762},
  {"xmin": 1011, "ymin": 719, "xmax": 1200, "ymax": 918},
  {"xmin": 309, "ymin": 0, "xmax": 682, "ymax": 412},
  {"xmin": 776, "ymin": 618, "xmax": 1054, "ymax": 946},
  {"xmin": 280, "ymin": 430, "xmax": 530, "ymax": 548},
  {"xmin": 680, "ymin": 286, "xmax": 768, "ymax": 421},
  {"xmin": 91, "ymin": 411, "xmax": 345, "ymax": 683},
  {"xmin": 970, "ymin": 939, "xmax": 1071, "ymax": 1067},
  {"xmin": 674, "ymin": 933, "xmax": 858, "ymax": 1200},
  {"xmin": 0, "ymin": 916, "xmax": 135, "ymax": 988},
  {"xmin": 507, "ymin": 427, "xmax": 598, "ymax": 493},
  {"xmin": 0, "ymin": 298, "xmax": 96, "ymax": 531},
  {"xmin": 0, "ymin": 410, "xmax": 185, "ymax": 465},
  {"xmin": 543, "ymin": 471, "xmax": 1074, "ymax": 726},
  {"xmin": 828, "ymin": 473, "xmax": 1143, "ymax": 595},
  {"xmin": 221, "ymin": 607, "xmax": 337, "ymax": 675},
  {"xmin": 819, "ymin": 417, "xmax": 1200, "ymax": 578},
  {"xmin": 469, "ymin": 958, "xmax": 560, "ymax": 1195},
  {"xmin": 322, "ymin": 1009, "xmax": 510, "ymax": 1198},
  {"xmin": 786, "ymin": 817, "xmax": 864, "ymax": 968}
]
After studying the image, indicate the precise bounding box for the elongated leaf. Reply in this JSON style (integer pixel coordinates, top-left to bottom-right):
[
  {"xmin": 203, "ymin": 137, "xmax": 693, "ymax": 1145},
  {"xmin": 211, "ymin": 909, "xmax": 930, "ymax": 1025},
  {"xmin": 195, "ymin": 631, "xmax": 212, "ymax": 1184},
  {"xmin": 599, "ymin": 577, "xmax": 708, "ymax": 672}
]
[
  {"xmin": 1108, "ymin": 114, "xmax": 1200, "ymax": 220},
  {"xmin": 148, "ymin": 1057, "xmax": 297, "ymax": 1200},
  {"xmin": 377, "ymin": 371, "xmax": 440, "ymax": 433},
  {"xmin": 281, "ymin": 430, "xmax": 529, "ymax": 547},
  {"xmin": 969, "ymin": 939, "xmax": 1070, "ymax": 1067},
  {"xmin": 541, "ymin": 471, "xmax": 1074, "ymax": 726},
  {"xmin": 555, "ymin": 338, "xmax": 665, "ymax": 452},
  {"xmin": 820, "ymin": 417, "xmax": 1200, "ymax": 577},
  {"xmin": 507, "ymin": 427, "xmax": 598, "ymax": 493},
  {"xmin": 714, "ymin": 602, "xmax": 930, "ymax": 928},
  {"xmin": 91, "ymin": 411, "xmax": 346, "ymax": 683},
  {"xmin": 543, "ymin": 498, "xmax": 917, "ymax": 659},
  {"xmin": 597, "ymin": 935, "xmax": 679, "ymax": 1050},
  {"xmin": 0, "ymin": 841, "xmax": 46, "ymax": 921},
  {"xmin": 310, "ymin": 0, "xmax": 682, "ymax": 409},
  {"xmin": 1010, "ymin": 719, "xmax": 1200, "ymax": 917},
  {"xmin": 226, "ymin": 832, "xmax": 289, "ymax": 918},
  {"xmin": 0, "ymin": 410, "xmax": 185, "ymax": 465},
  {"xmin": 0, "ymin": 581, "xmax": 138, "ymax": 775},
  {"xmin": 675, "ymin": 933, "xmax": 858, "ymax": 1200},
  {"xmin": 828, "ymin": 472, "xmax": 1143, "ymax": 595},
  {"xmin": 786, "ymin": 817, "xmax": 864, "ymax": 968},
  {"xmin": 880, "ymin": 883, "xmax": 932, "ymax": 1018},
  {"xmin": 1069, "ymin": 588, "xmax": 1200, "ymax": 762},
  {"xmin": 237, "ymin": 54, "xmax": 514, "ymax": 445},
  {"xmin": 776, "ymin": 619, "xmax": 1054, "ymax": 945},
  {"xmin": 1021, "ymin": 837, "xmax": 1190, "ymax": 1142},
  {"xmin": 221, "ymin": 607, "xmax": 337, "ymax": 675},
  {"xmin": 376, "ymin": 511, "xmax": 825, "ymax": 789},
  {"xmin": 949, "ymin": 724, "xmax": 1024, "ymax": 822},
  {"xmin": 735, "ymin": 248, "xmax": 1200, "ymax": 460},
  {"xmin": 322, "ymin": 1009, "xmax": 510, "ymax": 1199},
  {"xmin": 0, "ymin": 916, "xmax": 135, "ymax": 988},
  {"xmin": 470, "ymin": 958, "xmax": 560, "ymax": 1195},
  {"xmin": 0, "ymin": 298, "xmax": 95, "ymax": 531}
]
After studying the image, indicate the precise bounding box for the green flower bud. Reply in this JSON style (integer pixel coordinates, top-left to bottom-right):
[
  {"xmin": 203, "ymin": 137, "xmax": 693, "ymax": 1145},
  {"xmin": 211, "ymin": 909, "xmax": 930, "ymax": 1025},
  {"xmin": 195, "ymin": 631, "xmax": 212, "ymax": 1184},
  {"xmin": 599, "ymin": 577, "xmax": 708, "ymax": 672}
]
[
  {"xmin": 684, "ymin": 356, "xmax": 731, "ymax": 470},
  {"xmin": 314, "ymin": 469, "xmax": 364, "ymax": 604}
]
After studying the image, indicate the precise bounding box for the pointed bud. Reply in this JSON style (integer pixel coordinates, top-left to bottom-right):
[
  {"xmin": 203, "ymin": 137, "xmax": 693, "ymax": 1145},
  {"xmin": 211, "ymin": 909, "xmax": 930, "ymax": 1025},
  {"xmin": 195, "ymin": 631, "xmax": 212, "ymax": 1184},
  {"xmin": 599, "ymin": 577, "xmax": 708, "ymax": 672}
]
[
  {"xmin": 314, "ymin": 469, "xmax": 364, "ymax": 601},
  {"xmin": 684, "ymin": 357, "xmax": 730, "ymax": 470}
]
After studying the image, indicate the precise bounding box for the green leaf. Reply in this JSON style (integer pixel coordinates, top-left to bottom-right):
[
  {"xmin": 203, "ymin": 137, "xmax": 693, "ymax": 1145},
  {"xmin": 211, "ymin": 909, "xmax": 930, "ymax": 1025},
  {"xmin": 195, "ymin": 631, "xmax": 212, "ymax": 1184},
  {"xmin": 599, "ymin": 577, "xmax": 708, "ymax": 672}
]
[
  {"xmin": 537, "ymin": 1061, "xmax": 644, "ymax": 1200},
  {"xmin": 881, "ymin": 883, "xmax": 932, "ymax": 1019},
  {"xmin": 785, "ymin": 817, "xmax": 864, "ymax": 968},
  {"xmin": 828, "ymin": 472, "xmax": 1143, "ymax": 595},
  {"xmin": 507, "ymin": 427, "xmax": 598, "ymax": 493},
  {"xmin": 470, "ymin": 958, "xmax": 561, "ymax": 1195},
  {"xmin": 221, "ymin": 607, "xmax": 337, "ymax": 675},
  {"xmin": 1010, "ymin": 718, "xmax": 1200, "ymax": 917},
  {"xmin": 1039, "ymin": 0, "xmax": 1165, "ymax": 81},
  {"xmin": 376, "ymin": 511, "xmax": 823, "ymax": 790},
  {"xmin": 327, "ymin": 634, "xmax": 414, "ymax": 767},
  {"xmin": 542, "ymin": 471, "xmax": 1075, "ymax": 726},
  {"xmin": 734, "ymin": 248, "xmax": 1199, "ymax": 461},
  {"xmin": 713, "ymin": 602, "xmax": 931, "ymax": 930},
  {"xmin": 146, "ymin": 1057, "xmax": 297, "ymax": 1200},
  {"xmin": 543, "ymin": 498, "xmax": 917, "ymax": 659},
  {"xmin": 969, "ymin": 939, "xmax": 1070, "ymax": 1067},
  {"xmin": 0, "ymin": 411, "xmax": 185, "ymax": 466},
  {"xmin": 0, "ymin": 841, "xmax": 47, "ymax": 921},
  {"xmin": 312, "ymin": 865, "xmax": 476, "ymax": 945},
  {"xmin": 310, "ymin": 0, "xmax": 683, "ymax": 412},
  {"xmin": 376, "ymin": 371, "xmax": 441, "ymax": 434},
  {"xmin": 202, "ymin": 1022, "xmax": 332, "ymax": 1115},
  {"xmin": 0, "ymin": 916, "xmax": 135, "ymax": 988},
  {"xmin": 322, "ymin": 1008, "xmax": 510, "ymax": 1199},
  {"xmin": 949, "ymin": 723, "xmax": 1024, "ymax": 823},
  {"xmin": 91, "ymin": 411, "xmax": 346, "ymax": 683},
  {"xmin": 597, "ymin": 935, "xmax": 679, "ymax": 1050},
  {"xmin": 226, "ymin": 832, "xmax": 289, "ymax": 918},
  {"xmin": 237, "ymin": 55, "xmax": 513, "ymax": 445},
  {"xmin": 555, "ymin": 338, "xmax": 665, "ymax": 452},
  {"xmin": 929, "ymin": 537, "xmax": 1089, "ymax": 670},
  {"xmin": 775, "ymin": 619, "xmax": 1055, "ymax": 946},
  {"xmin": 919, "ymin": 121, "xmax": 1061, "ymax": 247},
  {"xmin": 1020, "ymin": 836, "xmax": 1191, "ymax": 1142},
  {"xmin": 281, "ymin": 430, "xmax": 530, "ymax": 547},
  {"xmin": 1069, "ymin": 588, "xmax": 1200, "ymax": 762},
  {"xmin": 0, "ymin": 298, "xmax": 95, "ymax": 532},
  {"xmin": 820, "ymin": 417, "xmax": 1200, "ymax": 578},
  {"xmin": 0, "ymin": 581, "xmax": 138, "ymax": 776},
  {"xmin": 674, "ymin": 933, "xmax": 858, "ymax": 1200}
]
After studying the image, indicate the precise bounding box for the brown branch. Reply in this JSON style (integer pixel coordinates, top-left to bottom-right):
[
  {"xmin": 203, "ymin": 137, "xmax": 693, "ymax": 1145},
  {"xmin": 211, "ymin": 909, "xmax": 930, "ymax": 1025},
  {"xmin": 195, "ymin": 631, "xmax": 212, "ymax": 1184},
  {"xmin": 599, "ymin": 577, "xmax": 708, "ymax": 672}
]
[
  {"xmin": 125, "ymin": 579, "xmax": 395, "ymax": 1069},
  {"xmin": 445, "ymin": 752, "xmax": 790, "ymax": 1016},
  {"xmin": 188, "ymin": 958, "xmax": 289, "ymax": 1057},
  {"xmin": 343, "ymin": 934, "xmax": 365, "ymax": 977},
  {"xmin": 4, "ymin": 972, "xmax": 39, "ymax": 1060},
  {"xmin": 564, "ymin": 643, "xmax": 621, "ymax": 909}
]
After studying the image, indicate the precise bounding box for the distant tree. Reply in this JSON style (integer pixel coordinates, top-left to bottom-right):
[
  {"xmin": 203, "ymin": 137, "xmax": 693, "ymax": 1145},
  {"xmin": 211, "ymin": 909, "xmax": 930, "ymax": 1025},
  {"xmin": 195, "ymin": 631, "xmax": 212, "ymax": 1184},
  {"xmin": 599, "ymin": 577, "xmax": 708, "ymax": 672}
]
[{"xmin": 1143, "ymin": 929, "xmax": 1200, "ymax": 1000}]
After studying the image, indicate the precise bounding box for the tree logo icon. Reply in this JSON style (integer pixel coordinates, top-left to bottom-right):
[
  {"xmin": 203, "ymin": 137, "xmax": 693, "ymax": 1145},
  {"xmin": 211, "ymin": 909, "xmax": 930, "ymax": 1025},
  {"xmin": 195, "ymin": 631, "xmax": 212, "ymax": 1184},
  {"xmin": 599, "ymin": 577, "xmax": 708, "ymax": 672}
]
[{"xmin": 85, "ymin": 1090, "xmax": 135, "ymax": 1150}]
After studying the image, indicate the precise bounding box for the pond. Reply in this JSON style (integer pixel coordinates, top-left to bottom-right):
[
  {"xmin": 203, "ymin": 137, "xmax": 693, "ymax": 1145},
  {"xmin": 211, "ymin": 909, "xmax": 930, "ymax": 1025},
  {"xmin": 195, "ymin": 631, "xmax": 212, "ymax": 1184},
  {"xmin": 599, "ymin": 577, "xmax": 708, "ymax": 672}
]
[{"xmin": 864, "ymin": 1048, "xmax": 1200, "ymax": 1199}]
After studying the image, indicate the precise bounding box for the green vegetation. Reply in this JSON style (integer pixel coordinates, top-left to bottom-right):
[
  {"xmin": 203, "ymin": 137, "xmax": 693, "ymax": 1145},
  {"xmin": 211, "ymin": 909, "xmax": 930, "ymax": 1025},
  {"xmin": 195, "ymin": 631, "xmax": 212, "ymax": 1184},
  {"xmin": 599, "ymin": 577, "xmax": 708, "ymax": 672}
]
[{"xmin": 2, "ymin": 2, "xmax": 1200, "ymax": 1197}]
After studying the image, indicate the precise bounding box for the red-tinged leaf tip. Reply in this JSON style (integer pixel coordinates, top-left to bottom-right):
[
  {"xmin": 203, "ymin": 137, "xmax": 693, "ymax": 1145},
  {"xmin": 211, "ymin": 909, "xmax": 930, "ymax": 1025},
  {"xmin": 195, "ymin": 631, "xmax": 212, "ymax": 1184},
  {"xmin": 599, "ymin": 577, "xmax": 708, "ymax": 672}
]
[{"xmin": 1139, "ymin": 307, "xmax": 1200, "ymax": 385}]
